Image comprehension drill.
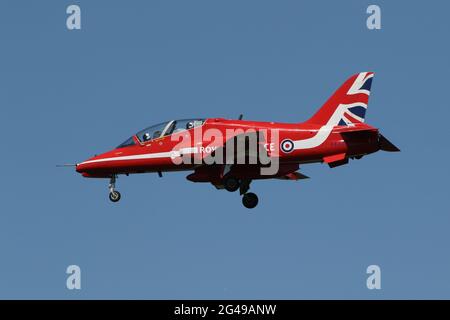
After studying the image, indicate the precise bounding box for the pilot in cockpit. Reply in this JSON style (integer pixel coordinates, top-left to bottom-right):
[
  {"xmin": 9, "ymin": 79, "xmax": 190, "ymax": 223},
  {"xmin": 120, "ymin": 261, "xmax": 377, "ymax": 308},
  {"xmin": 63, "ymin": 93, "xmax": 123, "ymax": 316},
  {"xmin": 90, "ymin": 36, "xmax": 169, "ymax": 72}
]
[
  {"xmin": 142, "ymin": 133, "xmax": 151, "ymax": 142},
  {"xmin": 186, "ymin": 121, "xmax": 194, "ymax": 130}
]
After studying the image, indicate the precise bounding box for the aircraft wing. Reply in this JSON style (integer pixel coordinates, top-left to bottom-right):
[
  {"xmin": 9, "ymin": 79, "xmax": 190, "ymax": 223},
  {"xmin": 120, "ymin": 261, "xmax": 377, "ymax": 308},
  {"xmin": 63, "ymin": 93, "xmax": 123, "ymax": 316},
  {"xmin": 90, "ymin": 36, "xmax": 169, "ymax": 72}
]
[{"xmin": 275, "ymin": 172, "xmax": 310, "ymax": 180}]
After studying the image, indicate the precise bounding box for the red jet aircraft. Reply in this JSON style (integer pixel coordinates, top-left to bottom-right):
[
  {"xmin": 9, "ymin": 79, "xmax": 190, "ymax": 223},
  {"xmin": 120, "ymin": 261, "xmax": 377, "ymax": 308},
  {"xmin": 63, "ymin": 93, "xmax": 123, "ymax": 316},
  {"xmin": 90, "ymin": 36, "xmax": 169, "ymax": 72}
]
[{"xmin": 74, "ymin": 72, "xmax": 399, "ymax": 208}]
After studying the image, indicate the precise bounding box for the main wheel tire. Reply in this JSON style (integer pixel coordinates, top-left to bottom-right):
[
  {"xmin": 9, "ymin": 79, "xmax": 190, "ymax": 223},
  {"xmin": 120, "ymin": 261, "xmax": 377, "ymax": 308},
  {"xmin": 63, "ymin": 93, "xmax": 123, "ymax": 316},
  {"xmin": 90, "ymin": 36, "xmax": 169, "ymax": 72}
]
[
  {"xmin": 109, "ymin": 191, "xmax": 121, "ymax": 202},
  {"xmin": 242, "ymin": 192, "xmax": 258, "ymax": 209},
  {"xmin": 224, "ymin": 177, "xmax": 240, "ymax": 192}
]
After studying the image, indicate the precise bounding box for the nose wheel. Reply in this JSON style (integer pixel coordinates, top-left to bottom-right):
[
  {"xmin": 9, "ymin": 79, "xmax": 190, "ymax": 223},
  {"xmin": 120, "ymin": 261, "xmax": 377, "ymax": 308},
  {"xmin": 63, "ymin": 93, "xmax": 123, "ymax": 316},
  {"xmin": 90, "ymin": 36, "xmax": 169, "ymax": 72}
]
[
  {"xmin": 108, "ymin": 175, "xmax": 121, "ymax": 203},
  {"xmin": 109, "ymin": 190, "xmax": 121, "ymax": 202}
]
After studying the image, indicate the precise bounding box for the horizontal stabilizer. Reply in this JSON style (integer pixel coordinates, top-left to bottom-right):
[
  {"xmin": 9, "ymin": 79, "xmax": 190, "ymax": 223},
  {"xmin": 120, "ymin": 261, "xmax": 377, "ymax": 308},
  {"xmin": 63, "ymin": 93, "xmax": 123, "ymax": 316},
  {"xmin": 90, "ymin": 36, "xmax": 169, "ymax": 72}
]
[
  {"xmin": 323, "ymin": 153, "xmax": 346, "ymax": 164},
  {"xmin": 328, "ymin": 158, "xmax": 349, "ymax": 168},
  {"xmin": 379, "ymin": 134, "xmax": 400, "ymax": 152},
  {"xmin": 323, "ymin": 153, "xmax": 348, "ymax": 168}
]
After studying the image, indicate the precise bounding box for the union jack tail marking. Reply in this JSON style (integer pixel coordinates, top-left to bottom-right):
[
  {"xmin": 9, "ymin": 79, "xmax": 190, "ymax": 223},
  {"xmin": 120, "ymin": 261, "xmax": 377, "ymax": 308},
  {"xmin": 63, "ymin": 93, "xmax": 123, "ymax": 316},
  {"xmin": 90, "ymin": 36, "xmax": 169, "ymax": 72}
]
[{"xmin": 305, "ymin": 72, "xmax": 374, "ymax": 127}]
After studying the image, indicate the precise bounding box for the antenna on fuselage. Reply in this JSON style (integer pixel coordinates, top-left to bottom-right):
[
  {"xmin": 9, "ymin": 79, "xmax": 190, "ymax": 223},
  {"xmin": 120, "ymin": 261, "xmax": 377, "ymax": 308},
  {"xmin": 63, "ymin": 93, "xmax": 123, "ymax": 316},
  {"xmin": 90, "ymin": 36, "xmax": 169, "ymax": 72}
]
[{"xmin": 238, "ymin": 114, "xmax": 243, "ymax": 120}]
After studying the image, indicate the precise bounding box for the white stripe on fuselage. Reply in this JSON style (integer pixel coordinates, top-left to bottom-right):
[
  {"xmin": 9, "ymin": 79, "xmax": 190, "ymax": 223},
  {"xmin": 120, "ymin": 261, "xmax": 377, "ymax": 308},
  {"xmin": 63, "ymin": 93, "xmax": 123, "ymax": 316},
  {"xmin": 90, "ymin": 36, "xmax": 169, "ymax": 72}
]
[
  {"xmin": 80, "ymin": 147, "xmax": 200, "ymax": 165},
  {"xmin": 80, "ymin": 152, "xmax": 175, "ymax": 165},
  {"xmin": 293, "ymin": 102, "xmax": 367, "ymax": 150}
]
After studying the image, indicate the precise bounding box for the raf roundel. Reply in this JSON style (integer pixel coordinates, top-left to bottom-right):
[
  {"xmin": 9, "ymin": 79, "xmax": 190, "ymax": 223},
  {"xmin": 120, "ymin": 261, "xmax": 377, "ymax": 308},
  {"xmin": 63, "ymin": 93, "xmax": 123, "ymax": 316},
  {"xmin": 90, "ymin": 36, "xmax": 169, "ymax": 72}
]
[{"xmin": 280, "ymin": 139, "xmax": 294, "ymax": 153}]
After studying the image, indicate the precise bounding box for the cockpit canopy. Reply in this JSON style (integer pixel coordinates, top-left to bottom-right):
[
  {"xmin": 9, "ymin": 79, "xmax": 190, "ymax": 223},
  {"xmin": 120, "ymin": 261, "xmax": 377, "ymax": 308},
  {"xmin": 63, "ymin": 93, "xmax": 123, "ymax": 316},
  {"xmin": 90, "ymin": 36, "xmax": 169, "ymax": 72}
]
[{"xmin": 116, "ymin": 119, "xmax": 205, "ymax": 148}]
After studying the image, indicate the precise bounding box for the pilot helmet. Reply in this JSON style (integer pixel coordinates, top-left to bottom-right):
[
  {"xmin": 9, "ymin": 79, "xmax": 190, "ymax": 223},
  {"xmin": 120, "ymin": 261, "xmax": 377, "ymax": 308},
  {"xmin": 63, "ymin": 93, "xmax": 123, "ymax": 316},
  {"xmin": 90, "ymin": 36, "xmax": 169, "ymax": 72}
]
[
  {"xmin": 143, "ymin": 132, "xmax": 151, "ymax": 141},
  {"xmin": 186, "ymin": 121, "xmax": 194, "ymax": 130}
]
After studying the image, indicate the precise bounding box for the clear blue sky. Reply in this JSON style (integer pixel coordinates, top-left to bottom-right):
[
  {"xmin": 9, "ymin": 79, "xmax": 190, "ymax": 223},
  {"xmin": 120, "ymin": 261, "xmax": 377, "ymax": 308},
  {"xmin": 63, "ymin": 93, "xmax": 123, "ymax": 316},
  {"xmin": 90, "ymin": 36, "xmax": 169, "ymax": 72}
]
[{"xmin": 0, "ymin": 0, "xmax": 449, "ymax": 299}]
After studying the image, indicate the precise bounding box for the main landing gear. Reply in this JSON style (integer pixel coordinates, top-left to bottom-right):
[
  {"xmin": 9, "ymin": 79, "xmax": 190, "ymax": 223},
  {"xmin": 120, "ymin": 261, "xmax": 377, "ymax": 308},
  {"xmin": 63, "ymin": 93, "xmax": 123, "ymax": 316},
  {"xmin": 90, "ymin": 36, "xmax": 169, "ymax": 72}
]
[
  {"xmin": 107, "ymin": 173, "xmax": 259, "ymax": 208},
  {"xmin": 108, "ymin": 175, "xmax": 121, "ymax": 202},
  {"xmin": 223, "ymin": 176, "xmax": 240, "ymax": 192},
  {"xmin": 223, "ymin": 177, "xmax": 259, "ymax": 209},
  {"xmin": 242, "ymin": 192, "xmax": 258, "ymax": 209}
]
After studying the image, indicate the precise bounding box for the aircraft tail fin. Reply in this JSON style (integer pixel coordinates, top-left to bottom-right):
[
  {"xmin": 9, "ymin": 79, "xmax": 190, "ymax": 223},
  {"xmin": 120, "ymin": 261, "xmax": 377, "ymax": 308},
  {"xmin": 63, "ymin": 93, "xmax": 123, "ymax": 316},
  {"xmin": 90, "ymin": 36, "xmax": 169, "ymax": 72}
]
[{"xmin": 305, "ymin": 72, "xmax": 374, "ymax": 127}]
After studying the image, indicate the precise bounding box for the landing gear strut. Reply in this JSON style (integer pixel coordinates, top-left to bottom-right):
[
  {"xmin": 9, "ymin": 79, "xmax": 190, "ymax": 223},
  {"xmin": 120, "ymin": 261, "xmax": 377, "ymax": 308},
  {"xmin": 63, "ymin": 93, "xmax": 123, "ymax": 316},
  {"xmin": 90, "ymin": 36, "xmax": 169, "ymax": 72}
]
[
  {"xmin": 108, "ymin": 175, "xmax": 121, "ymax": 202},
  {"xmin": 221, "ymin": 176, "xmax": 259, "ymax": 208},
  {"xmin": 223, "ymin": 176, "xmax": 240, "ymax": 192}
]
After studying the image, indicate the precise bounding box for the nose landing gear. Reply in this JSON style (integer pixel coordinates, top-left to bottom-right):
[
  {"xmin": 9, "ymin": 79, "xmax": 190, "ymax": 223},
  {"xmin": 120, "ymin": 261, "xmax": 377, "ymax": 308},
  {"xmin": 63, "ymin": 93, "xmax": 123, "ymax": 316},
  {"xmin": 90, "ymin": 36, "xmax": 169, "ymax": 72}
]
[
  {"xmin": 108, "ymin": 175, "xmax": 121, "ymax": 202},
  {"xmin": 109, "ymin": 191, "xmax": 121, "ymax": 202}
]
